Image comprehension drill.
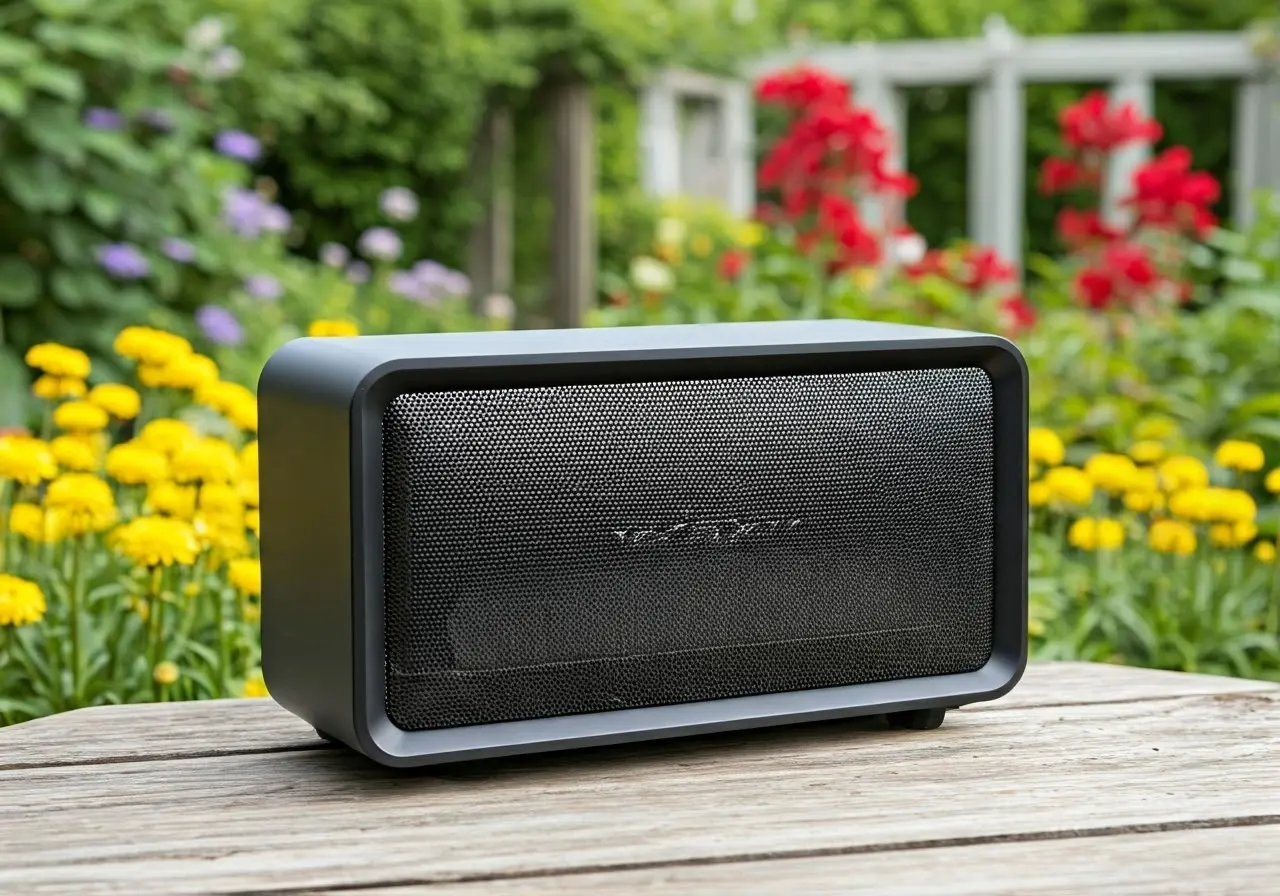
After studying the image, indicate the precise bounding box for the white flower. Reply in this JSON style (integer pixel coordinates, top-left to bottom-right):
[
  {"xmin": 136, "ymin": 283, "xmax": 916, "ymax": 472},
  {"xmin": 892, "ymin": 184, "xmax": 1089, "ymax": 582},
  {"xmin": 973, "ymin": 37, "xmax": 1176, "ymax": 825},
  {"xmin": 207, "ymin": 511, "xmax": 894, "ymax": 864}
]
[
  {"xmin": 378, "ymin": 187, "xmax": 419, "ymax": 223},
  {"xmin": 630, "ymin": 256, "xmax": 675, "ymax": 294},
  {"xmin": 889, "ymin": 231, "xmax": 927, "ymax": 266},
  {"xmin": 186, "ymin": 17, "xmax": 226, "ymax": 52},
  {"xmin": 482, "ymin": 294, "xmax": 516, "ymax": 321},
  {"xmin": 206, "ymin": 46, "xmax": 243, "ymax": 79},
  {"xmin": 656, "ymin": 217, "xmax": 686, "ymax": 248}
]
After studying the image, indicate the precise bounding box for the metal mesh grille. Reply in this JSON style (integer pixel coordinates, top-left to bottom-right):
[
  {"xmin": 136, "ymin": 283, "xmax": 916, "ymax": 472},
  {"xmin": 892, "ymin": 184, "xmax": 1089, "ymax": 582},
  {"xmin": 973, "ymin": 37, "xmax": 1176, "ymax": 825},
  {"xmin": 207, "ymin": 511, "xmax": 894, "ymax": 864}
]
[{"xmin": 381, "ymin": 368, "xmax": 996, "ymax": 732}]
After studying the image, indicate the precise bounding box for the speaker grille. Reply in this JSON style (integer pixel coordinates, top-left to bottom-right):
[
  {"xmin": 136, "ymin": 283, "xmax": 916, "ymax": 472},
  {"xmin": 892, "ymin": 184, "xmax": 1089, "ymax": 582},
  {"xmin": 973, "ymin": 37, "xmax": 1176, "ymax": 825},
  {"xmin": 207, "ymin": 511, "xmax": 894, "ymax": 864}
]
[{"xmin": 381, "ymin": 368, "xmax": 996, "ymax": 731}]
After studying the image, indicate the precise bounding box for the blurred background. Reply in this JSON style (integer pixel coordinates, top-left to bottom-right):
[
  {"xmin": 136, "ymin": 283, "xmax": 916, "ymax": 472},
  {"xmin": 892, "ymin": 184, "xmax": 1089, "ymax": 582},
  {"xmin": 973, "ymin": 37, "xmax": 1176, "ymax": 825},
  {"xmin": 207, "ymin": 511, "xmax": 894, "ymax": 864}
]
[{"xmin": 2, "ymin": 0, "xmax": 1280, "ymax": 723}]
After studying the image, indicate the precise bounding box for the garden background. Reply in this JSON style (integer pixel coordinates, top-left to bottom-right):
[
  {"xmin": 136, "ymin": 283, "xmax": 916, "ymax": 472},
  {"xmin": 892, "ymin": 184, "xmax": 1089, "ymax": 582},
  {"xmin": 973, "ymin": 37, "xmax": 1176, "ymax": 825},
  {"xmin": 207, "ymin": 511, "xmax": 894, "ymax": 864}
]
[{"xmin": 2, "ymin": 0, "xmax": 1280, "ymax": 723}]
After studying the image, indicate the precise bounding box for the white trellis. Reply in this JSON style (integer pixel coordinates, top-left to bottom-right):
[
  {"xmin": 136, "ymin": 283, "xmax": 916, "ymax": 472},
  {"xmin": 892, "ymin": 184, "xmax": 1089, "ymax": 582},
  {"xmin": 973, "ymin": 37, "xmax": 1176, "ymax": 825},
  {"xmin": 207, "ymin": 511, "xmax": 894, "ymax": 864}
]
[{"xmin": 638, "ymin": 16, "xmax": 1280, "ymax": 266}]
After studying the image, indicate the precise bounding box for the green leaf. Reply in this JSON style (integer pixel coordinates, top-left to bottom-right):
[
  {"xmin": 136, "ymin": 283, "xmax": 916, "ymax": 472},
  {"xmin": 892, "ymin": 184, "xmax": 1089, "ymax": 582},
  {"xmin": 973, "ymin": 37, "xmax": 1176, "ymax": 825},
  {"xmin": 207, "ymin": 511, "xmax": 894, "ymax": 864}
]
[
  {"xmin": 0, "ymin": 257, "xmax": 41, "ymax": 308},
  {"xmin": 49, "ymin": 220, "xmax": 100, "ymax": 264},
  {"xmin": 0, "ymin": 34, "xmax": 40, "ymax": 68},
  {"xmin": 1222, "ymin": 257, "xmax": 1265, "ymax": 283},
  {"xmin": 0, "ymin": 75, "xmax": 26, "ymax": 115},
  {"xmin": 82, "ymin": 189, "xmax": 122, "ymax": 227},
  {"xmin": 50, "ymin": 267, "xmax": 110, "ymax": 309},
  {"xmin": 34, "ymin": 23, "xmax": 131, "ymax": 61},
  {"xmin": 81, "ymin": 130, "xmax": 156, "ymax": 175},
  {"xmin": 22, "ymin": 103, "xmax": 84, "ymax": 164},
  {"xmin": 21, "ymin": 61, "xmax": 83, "ymax": 101},
  {"xmin": 0, "ymin": 347, "xmax": 29, "ymax": 427},
  {"xmin": 1, "ymin": 157, "xmax": 75, "ymax": 212}
]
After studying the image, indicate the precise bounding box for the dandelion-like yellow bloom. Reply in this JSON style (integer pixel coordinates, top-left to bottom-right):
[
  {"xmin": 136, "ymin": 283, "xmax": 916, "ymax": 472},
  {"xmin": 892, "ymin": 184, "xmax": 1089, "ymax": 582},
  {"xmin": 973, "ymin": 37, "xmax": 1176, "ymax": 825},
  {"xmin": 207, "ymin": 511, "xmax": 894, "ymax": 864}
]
[
  {"xmin": 50, "ymin": 435, "xmax": 100, "ymax": 472},
  {"xmin": 25, "ymin": 342, "xmax": 90, "ymax": 379},
  {"xmin": 146, "ymin": 480, "xmax": 197, "ymax": 519},
  {"xmin": 88, "ymin": 383, "xmax": 141, "ymax": 420},
  {"xmin": 114, "ymin": 326, "xmax": 192, "ymax": 366},
  {"xmin": 689, "ymin": 234, "xmax": 714, "ymax": 258},
  {"xmin": 111, "ymin": 516, "xmax": 201, "ymax": 567},
  {"xmin": 137, "ymin": 418, "xmax": 196, "ymax": 455},
  {"xmin": 44, "ymin": 473, "xmax": 117, "ymax": 535},
  {"xmin": 196, "ymin": 380, "xmax": 258, "ymax": 431},
  {"xmin": 1214, "ymin": 439, "xmax": 1266, "ymax": 472},
  {"xmin": 0, "ymin": 436, "xmax": 57, "ymax": 485},
  {"xmin": 1084, "ymin": 453, "xmax": 1139, "ymax": 494},
  {"xmin": 33, "ymin": 376, "xmax": 87, "ymax": 400},
  {"xmin": 53, "ymin": 400, "xmax": 109, "ymax": 433},
  {"xmin": 1267, "ymin": 468, "xmax": 1280, "ymax": 494},
  {"xmin": 1168, "ymin": 487, "xmax": 1257, "ymax": 524},
  {"xmin": 1028, "ymin": 428, "xmax": 1065, "ymax": 467},
  {"xmin": 245, "ymin": 508, "xmax": 260, "ymax": 536},
  {"xmin": 238, "ymin": 479, "xmax": 259, "ymax": 508},
  {"xmin": 1127, "ymin": 441, "xmax": 1165, "ymax": 464},
  {"xmin": 105, "ymin": 442, "xmax": 169, "ymax": 485},
  {"xmin": 0, "ymin": 574, "xmax": 47, "ymax": 627},
  {"xmin": 195, "ymin": 514, "xmax": 249, "ymax": 558},
  {"xmin": 240, "ymin": 440, "xmax": 259, "ymax": 480},
  {"xmin": 242, "ymin": 670, "xmax": 269, "ymax": 698},
  {"xmin": 736, "ymin": 221, "xmax": 765, "ymax": 248},
  {"xmin": 138, "ymin": 353, "xmax": 219, "ymax": 390},
  {"xmin": 1067, "ymin": 517, "xmax": 1124, "ymax": 551},
  {"xmin": 1123, "ymin": 490, "xmax": 1164, "ymax": 513},
  {"xmin": 9, "ymin": 503, "xmax": 48, "ymax": 541},
  {"xmin": 198, "ymin": 481, "xmax": 244, "ymax": 517},
  {"xmin": 1159, "ymin": 455, "xmax": 1209, "ymax": 492},
  {"xmin": 1134, "ymin": 416, "xmax": 1179, "ymax": 441},
  {"xmin": 153, "ymin": 661, "xmax": 180, "ymax": 686},
  {"xmin": 226, "ymin": 395, "xmax": 257, "ymax": 432},
  {"xmin": 307, "ymin": 319, "xmax": 360, "ymax": 338},
  {"xmin": 171, "ymin": 437, "xmax": 240, "ymax": 484},
  {"xmin": 227, "ymin": 557, "xmax": 262, "ymax": 597},
  {"xmin": 1256, "ymin": 541, "xmax": 1277, "ymax": 564},
  {"xmin": 1210, "ymin": 521, "xmax": 1259, "ymax": 548},
  {"xmin": 1148, "ymin": 519, "xmax": 1197, "ymax": 556},
  {"xmin": 1028, "ymin": 481, "xmax": 1051, "ymax": 507},
  {"xmin": 1042, "ymin": 466, "xmax": 1093, "ymax": 506}
]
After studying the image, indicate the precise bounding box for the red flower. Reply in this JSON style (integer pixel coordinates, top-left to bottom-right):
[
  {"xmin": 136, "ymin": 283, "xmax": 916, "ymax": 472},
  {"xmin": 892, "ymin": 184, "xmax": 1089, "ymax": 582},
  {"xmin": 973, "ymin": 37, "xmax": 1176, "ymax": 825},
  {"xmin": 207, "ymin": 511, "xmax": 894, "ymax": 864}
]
[
  {"xmin": 1123, "ymin": 147, "xmax": 1220, "ymax": 236},
  {"xmin": 1056, "ymin": 208, "xmax": 1122, "ymax": 249},
  {"xmin": 903, "ymin": 249, "xmax": 949, "ymax": 280},
  {"xmin": 756, "ymin": 66, "xmax": 850, "ymax": 112},
  {"xmin": 999, "ymin": 294, "xmax": 1037, "ymax": 334},
  {"xmin": 1072, "ymin": 241, "xmax": 1159, "ymax": 310},
  {"xmin": 1059, "ymin": 91, "xmax": 1162, "ymax": 153},
  {"xmin": 718, "ymin": 249, "xmax": 749, "ymax": 280},
  {"xmin": 957, "ymin": 246, "xmax": 1016, "ymax": 292},
  {"xmin": 1039, "ymin": 157, "xmax": 1093, "ymax": 195}
]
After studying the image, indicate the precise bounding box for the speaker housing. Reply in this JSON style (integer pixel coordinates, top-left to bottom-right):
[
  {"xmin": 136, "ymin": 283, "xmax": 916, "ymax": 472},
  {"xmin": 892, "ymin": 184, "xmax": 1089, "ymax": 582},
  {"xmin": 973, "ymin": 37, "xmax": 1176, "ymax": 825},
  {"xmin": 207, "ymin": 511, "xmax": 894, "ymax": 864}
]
[{"xmin": 259, "ymin": 320, "xmax": 1028, "ymax": 768}]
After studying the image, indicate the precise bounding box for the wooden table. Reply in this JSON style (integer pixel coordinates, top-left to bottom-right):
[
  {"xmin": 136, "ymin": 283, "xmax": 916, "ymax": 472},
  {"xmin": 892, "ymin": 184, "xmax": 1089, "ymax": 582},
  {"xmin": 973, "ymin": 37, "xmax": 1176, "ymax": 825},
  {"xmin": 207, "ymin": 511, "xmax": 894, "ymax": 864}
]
[{"xmin": 2, "ymin": 662, "xmax": 1279, "ymax": 895}]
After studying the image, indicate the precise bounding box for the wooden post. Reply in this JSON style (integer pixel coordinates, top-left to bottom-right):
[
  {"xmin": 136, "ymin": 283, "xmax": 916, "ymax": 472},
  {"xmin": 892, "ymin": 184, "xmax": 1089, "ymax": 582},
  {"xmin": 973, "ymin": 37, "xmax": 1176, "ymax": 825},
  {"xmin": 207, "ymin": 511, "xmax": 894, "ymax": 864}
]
[
  {"xmin": 548, "ymin": 80, "xmax": 596, "ymax": 329},
  {"xmin": 985, "ymin": 15, "xmax": 1024, "ymax": 272},
  {"xmin": 466, "ymin": 105, "xmax": 513, "ymax": 316}
]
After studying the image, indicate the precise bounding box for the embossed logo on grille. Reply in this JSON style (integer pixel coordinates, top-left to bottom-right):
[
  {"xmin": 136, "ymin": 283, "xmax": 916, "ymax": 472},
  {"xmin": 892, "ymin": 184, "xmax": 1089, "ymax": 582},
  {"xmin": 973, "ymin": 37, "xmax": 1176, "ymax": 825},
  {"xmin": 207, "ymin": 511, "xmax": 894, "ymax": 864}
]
[{"xmin": 612, "ymin": 517, "xmax": 803, "ymax": 547}]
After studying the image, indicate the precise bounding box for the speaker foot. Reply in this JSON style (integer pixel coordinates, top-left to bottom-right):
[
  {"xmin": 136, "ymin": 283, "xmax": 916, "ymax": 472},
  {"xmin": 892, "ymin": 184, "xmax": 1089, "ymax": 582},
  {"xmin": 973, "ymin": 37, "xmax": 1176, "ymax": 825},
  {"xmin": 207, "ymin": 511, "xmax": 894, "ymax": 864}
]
[
  {"xmin": 314, "ymin": 727, "xmax": 340, "ymax": 744},
  {"xmin": 886, "ymin": 707, "xmax": 947, "ymax": 730}
]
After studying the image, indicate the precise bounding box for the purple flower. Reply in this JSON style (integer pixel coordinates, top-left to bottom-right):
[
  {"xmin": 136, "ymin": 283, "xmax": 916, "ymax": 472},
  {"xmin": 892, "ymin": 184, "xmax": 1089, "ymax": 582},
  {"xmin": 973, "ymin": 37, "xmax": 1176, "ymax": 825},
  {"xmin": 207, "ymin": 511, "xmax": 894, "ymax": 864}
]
[
  {"xmin": 411, "ymin": 260, "xmax": 450, "ymax": 284},
  {"xmin": 214, "ymin": 129, "xmax": 261, "ymax": 163},
  {"xmin": 137, "ymin": 108, "xmax": 174, "ymax": 131},
  {"xmin": 389, "ymin": 260, "xmax": 470, "ymax": 304},
  {"xmin": 319, "ymin": 243, "xmax": 349, "ymax": 268},
  {"xmin": 357, "ymin": 227, "xmax": 402, "ymax": 262},
  {"xmin": 378, "ymin": 187, "xmax": 419, "ymax": 222},
  {"xmin": 222, "ymin": 187, "xmax": 268, "ymax": 237},
  {"xmin": 260, "ymin": 203, "xmax": 291, "ymax": 234},
  {"xmin": 345, "ymin": 261, "xmax": 371, "ymax": 284},
  {"xmin": 196, "ymin": 305, "xmax": 244, "ymax": 346},
  {"xmin": 160, "ymin": 237, "xmax": 196, "ymax": 263},
  {"xmin": 243, "ymin": 273, "xmax": 282, "ymax": 301},
  {"xmin": 83, "ymin": 107, "xmax": 125, "ymax": 131},
  {"xmin": 97, "ymin": 243, "xmax": 149, "ymax": 279},
  {"xmin": 442, "ymin": 271, "xmax": 471, "ymax": 296},
  {"xmin": 388, "ymin": 270, "xmax": 431, "ymax": 303}
]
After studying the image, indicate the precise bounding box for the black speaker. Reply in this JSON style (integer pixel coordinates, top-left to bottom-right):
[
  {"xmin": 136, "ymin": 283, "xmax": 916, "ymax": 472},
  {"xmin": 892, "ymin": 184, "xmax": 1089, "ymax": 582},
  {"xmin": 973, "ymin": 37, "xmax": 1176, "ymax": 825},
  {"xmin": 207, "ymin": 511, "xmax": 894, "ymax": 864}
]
[{"xmin": 259, "ymin": 320, "xmax": 1027, "ymax": 767}]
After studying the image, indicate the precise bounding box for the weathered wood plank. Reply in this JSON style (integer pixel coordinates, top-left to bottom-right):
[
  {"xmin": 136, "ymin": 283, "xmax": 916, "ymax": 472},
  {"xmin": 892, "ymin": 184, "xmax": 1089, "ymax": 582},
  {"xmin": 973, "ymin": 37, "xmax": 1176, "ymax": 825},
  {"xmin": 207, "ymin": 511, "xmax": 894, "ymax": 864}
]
[
  {"xmin": 363, "ymin": 824, "xmax": 1280, "ymax": 895},
  {"xmin": 1, "ymin": 691, "xmax": 1277, "ymax": 895},
  {"xmin": 0, "ymin": 662, "xmax": 1272, "ymax": 771}
]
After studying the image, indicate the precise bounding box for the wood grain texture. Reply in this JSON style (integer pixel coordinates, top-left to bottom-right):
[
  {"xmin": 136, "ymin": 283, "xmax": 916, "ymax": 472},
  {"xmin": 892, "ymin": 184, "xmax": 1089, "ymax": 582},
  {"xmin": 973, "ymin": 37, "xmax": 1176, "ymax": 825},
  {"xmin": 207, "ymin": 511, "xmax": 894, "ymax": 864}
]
[
  {"xmin": 357, "ymin": 824, "xmax": 1280, "ymax": 895},
  {"xmin": 1, "ymin": 688, "xmax": 1278, "ymax": 895},
  {"xmin": 3, "ymin": 662, "xmax": 1272, "ymax": 771}
]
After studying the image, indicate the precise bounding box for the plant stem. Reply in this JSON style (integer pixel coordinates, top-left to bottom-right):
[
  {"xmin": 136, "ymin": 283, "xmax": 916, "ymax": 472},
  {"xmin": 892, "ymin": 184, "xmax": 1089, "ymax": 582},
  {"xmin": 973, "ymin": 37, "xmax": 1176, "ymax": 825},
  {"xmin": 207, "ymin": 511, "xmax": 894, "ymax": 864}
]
[
  {"xmin": 148, "ymin": 567, "xmax": 162, "ymax": 702},
  {"xmin": 67, "ymin": 536, "xmax": 84, "ymax": 707},
  {"xmin": 215, "ymin": 584, "xmax": 227, "ymax": 698}
]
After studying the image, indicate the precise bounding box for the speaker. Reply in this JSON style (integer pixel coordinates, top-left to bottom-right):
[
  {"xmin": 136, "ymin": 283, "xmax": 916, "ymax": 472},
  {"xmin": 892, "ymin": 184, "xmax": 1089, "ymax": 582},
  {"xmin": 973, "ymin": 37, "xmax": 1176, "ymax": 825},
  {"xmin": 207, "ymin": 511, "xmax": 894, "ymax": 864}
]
[{"xmin": 259, "ymin": 319, "xmax": 1027, "ymax": 767}]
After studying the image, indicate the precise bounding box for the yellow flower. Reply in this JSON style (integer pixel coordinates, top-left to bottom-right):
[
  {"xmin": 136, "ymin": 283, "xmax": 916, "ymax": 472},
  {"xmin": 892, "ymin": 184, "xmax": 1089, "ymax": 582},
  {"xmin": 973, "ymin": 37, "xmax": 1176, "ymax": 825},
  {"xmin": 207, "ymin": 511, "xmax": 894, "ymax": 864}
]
[
  {"xmin": 53, "ymin": 400, "xmax": 109, "ymax": 433},
  {"xmin": 146, "ymin": 481, "xmax": 197, "ymax": 519},
  {"xmin": 307, "ymin": 319, "xmax": 360, "ymax": 338},
  {"xmin": 195, "ymin": 514, "xmax": 249, "ymax": 558},
  {"xmin": 33, "ymin": 376, "xmax": 87, "ymax": 400},
  {"xmin": 1027, "ymin": 617, "xmax": 1045, "ymax": 638},
  {"xmin": 110, "ymin": 516, "xmax": 201, "ymax": 567},
  {"xmin": 137, "ymin": 418, "xmax": 196, "ymax": 455},
  {"xmin": 1068, "ymin": 517, "xmax": 1124, "ymax": 551},
  {"xmin": 9, "ymin": 503, "xmax": 47, "ymax": 541},
  {"xmin": 1210, "ymin": 521, "xmax": 1259, "ymax": 548},
  {"xmin": 850, "ymin": 267, "xmax": 880, "ymax": 291},
  {"xmin": 736, "ymin": 221, "xmax": 765, "ymax": 248},
  {"xmin": 51, "ymin": 435, "xmax": 101, "ymax": 472},
  {"xmin": 1042, "ymin": 466, "xmax": 1093, "ymax": 506},
  {"xmin": 0, "ymin": 436, "xmax": 58, "ymax": 484},
  {"xmin": 195, "ymin": 380, "xmax": 258, "ymax": 431},
  {"xmin": 1084, "ymin": 453, "xmax": 1139, "ymax": 494},
  {"xmin": 227, "ymin": 557, "xmax": 261, "ymax": 597},
  {"xmin": 656, "ymin": 216, "xmax": 687, "ymax": 248},
  {"xmin": 242, "ymin": 600, "xmax": 261, "ymax": 623},
  {"xmin": 1127, "ymin": 441, "xmax": 1165, "ymax": 464},
  {"xmin": 1159, "ymin": 455, "xmax": 1209, "ymax": 491},
  {"xmin": 171, "ymin": 437, "xmax": 240, "ymax": 484},
  {"xmin": 1267, "ymin": 468, "xmax": 1280, "ymax": 494},
  {"xmin": 245, "ymin": 508, "xmax": 260, "ymax": 536},
  {"xmin": 1028, "ymin": 481, "xmax": 1051, "ymax": 507},
  {"xmin": 1028, "ymin": 428, "xmax": 1065, "ymax": 466},
  {"xmin": 114, "ymin": 326, "xmax": 192, "ymax": 366},
  {"xmin": 241, "ymin": 669, "xmax": 269, "ymax": 698},
  {"xmin": 138, "ymin": 353, "xmax": 219, "ymax": 390},
  {"xmin": 1214, "ymin": 439, "xmax": 1265, "ymax": 472},
  {"xmin": 44, "ymin": 473, "xmax": 117, "ymax": 535},
  {"xmin": 1168, "ymin": 487, "xmax": 1257, "ymax": 524},
  {"xmin": 199, "ymin": 481, "xmax": 244, "ymax": 517},
  {"xmin": 153, "ymin": 661, "xmax": 180, "ymax": 686},
  {"xmin": 1134, "ymin": 416, "xmax": 1179, "ymax": 441},
  {"xmin": 689, "ymin": 234, "xmax": 714, "ymax": 258},
  {"xmin": 0, "ymin": 574, "xmax": 47, "ymax": 627},
  {"xmin": 1123, "ymin": 490, "xmax": 1164, "ymax": 513},
  {"xmin": 1256, "ymin": 541, "xmax": 1277, "ymax": 564},
  {"xmin": 25, "ymin": 342, "xmax": 90, "ymax": 379},
  {"xmin": 239, "ymin": 479, "xmax": 259, "ymax": 508},
  {"xmin": 88, "ymin": 383, "xmax": 141, "ymax": 420},
  {"xmin": 240, "ymin": 440, "xmax": 258, "ymax": 479},
  {"xmin": 105, "ymin": 442, "xmax": 169, "ymax": 485},
  {"xmin": 1148, "ymin": 519, "xmax": 1197, "ymax": 556}
]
